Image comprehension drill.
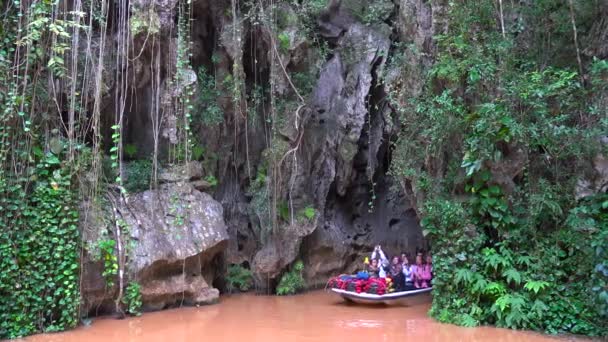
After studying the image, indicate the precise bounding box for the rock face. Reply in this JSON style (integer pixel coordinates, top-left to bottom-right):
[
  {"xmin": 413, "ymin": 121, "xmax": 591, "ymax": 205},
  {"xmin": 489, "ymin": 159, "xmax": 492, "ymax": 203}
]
[
  {"xmin": 174, "ymin": 1, "xmax": 428, "ymax": 290},
  {"xmin": 89, "ymin": 0, "xmax": 448, "ymax": 296},
  {"xmin": 81, "ymin": 181, "xmax": 228, "ymax": 314}
]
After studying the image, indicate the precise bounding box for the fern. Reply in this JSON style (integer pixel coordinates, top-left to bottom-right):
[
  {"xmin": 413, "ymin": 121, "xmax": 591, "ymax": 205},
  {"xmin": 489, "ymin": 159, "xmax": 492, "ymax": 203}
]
[
  {"xmin": 515, "ymin": 255, "xmax": 533, "ymax": 268},
  {"xmin": 524, "ymin": 280, "xmax": 550, "ymax": 294},
  {"xmin": 301, "ymin": 206, "xmax": 315, "ymax": 220},
  {"xmin": 531, "ymin": 299, "xmax": 548, "ymax": 315},
  {"xmin": 226, "ymin": 264, "xmax": 253, "ymax": 292},
  {"xmin": 460, "ymin": 314, "xmax": 479, "ymax": 327},
  {"xmin": 484, "ymin": 250, "xmax": 509, "ymax": 272},
  {"xmin": 484, "ymin": 281, "xmax": 507, "ymax": 297},
  {"xmin": 502, "ymin": 268, "xmax": 522, "ymax": 286},
  {"xmin": 471, "ymin": 274, "xmax": 489, "ymax": 294},
  {"xmin": 276, "ymin": 261, "xmax": 305, "ymax": 295},
  {"xmin": 494, "ymin": 294, "xmax": 512, "ymax": 313},
  {"xmin": 455, "ymin": 268, "xmax": 474, "ymax": 285}
]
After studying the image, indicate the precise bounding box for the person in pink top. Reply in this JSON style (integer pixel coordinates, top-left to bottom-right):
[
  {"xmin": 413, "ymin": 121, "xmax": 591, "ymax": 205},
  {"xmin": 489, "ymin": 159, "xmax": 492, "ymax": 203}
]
[
  {"xmin": 421, "ymin": 254, "xmax": 433, "ymax": 287},
  {"xmin": 413, "ymin": 253, "xmax": 433, "ymax": 288},
  {"xmin": 413, "ymin": 253, "xmax": 424, "ymax": 288}
]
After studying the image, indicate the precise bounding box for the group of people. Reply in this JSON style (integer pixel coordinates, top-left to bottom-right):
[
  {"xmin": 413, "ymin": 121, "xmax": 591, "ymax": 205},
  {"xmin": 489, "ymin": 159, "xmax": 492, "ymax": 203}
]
[{"xmin": 365, "ymin": 245, "xmax": 433, "ymax": 291}]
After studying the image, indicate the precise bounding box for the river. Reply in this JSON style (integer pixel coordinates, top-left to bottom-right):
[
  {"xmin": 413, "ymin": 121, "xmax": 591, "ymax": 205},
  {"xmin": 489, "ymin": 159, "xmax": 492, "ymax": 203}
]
[{"xmin": 23, "ymin": 291, "xmax": 582, "ymax": 342}]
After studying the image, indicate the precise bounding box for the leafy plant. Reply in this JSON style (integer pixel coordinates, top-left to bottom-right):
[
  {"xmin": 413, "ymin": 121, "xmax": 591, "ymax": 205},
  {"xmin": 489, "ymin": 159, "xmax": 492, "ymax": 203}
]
[
  {"xmin": 122, "ymin": 282, "xmax": 143, "ymax": 316},
  {"xmin": 196, "ymin": 67, "xmax": 224, "ymax": 126},
  {"xmin": 97, "ymin": 239, "xmax": 118, "ymax": 288},
  {"xmin": 124, "ymin": 144, "xmax": 138, "ymax": 159},
  {"xmin": 124, "ymin": 159, "xmax": 153, "ymax": 193},
  {"xmin": 192, "ymin": 144, "xmax": 205, "ymax": 161},
  {"xmin": 204, "ymin": 175, "xmax": 218, "ymax": 188},
  {"xmin": 393, "ymin": 0, "xmax": 607, "ymax": 336},
  {"xmin": 226, "ymin": 264, "xmax": 254, "ymax": 292},
  {"xmin": 0, "ymin": 152, "xmax": 81, "ymax": 338},
  {"xmin": 343, "ymin": 0, "xmax": 393, "ymax": 25},
  {"xmin": 299, "ymin": 206, "xmax": 316, "ymax": 221},
  {"xmin": 276, "ymin": 261, "xmax": 305, "ymax": 295},
  {"xmin": 278, "ymin": 32, "xmax": 290, "ymax": 52}
]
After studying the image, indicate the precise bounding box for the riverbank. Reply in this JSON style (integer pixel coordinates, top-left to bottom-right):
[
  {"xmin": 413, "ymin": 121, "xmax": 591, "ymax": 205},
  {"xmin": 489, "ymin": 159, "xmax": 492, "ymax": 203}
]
[{"xmin": 20, "ymin": 291, "xmax": 586, "ymax": 342}]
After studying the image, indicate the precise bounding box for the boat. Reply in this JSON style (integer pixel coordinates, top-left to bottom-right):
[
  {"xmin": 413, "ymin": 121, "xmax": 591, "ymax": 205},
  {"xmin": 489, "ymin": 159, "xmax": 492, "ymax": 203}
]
[{"xmin": 331, "ymin": 287, "xmax": 432, "ymax": 306}]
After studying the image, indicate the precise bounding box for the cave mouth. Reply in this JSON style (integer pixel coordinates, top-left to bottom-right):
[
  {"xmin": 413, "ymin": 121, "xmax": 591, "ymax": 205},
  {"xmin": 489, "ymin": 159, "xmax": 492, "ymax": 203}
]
[{"xmin": 295, "ymin": 30, "xmax": 431, "ymax": 286}]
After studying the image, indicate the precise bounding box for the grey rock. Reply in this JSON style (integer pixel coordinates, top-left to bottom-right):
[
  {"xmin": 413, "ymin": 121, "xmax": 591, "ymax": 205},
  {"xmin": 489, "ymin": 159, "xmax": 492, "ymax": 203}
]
[
  {"xmin": 158, "ymin": 161, "xmax": 204, "ymax": 183},
  {"xmin": 80, "ymin": 182, "xmax": 228, "ymax": 314}
]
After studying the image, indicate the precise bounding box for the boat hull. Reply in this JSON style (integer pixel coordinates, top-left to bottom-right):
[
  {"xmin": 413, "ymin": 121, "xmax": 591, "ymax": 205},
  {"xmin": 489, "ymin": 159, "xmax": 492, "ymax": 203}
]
[{"xmin": 331, "ymin": 287, "xmax": 432, "ymax": 306}]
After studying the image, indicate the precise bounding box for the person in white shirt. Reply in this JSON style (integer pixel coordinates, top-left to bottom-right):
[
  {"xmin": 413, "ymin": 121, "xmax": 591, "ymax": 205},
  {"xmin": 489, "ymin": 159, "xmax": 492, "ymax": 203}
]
[
  {"xmin": 371, "ymin": 245, "xmax": 389, "ymax": 278},
  {"xmin": 401, "ymin": 254, "xmax": 414, "ymax": 290}
]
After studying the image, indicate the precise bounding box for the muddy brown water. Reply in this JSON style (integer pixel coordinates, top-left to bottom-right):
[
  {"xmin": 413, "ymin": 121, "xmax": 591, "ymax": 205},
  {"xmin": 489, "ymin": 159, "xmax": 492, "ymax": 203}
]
[{"xmin": 23, "ymin": 291, "xmax": 583, "ymax": 342}]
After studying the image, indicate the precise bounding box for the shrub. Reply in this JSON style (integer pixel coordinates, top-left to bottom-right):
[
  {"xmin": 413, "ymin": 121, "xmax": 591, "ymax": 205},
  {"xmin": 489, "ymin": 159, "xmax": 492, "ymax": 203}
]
[
  {"xmin": 124, "ymin": 159, "xmax": 152, "ymax": 193},
  {"xmin": 276, "ymin": 261, "xmax": 305, "ymax": 295},
  {"xmin": 226, "ymin": 264, "xmax": 253, "ymax": 292},
  {"xmin": 123, "ymin": 282, "xmax": 143, "ymax": 316}
]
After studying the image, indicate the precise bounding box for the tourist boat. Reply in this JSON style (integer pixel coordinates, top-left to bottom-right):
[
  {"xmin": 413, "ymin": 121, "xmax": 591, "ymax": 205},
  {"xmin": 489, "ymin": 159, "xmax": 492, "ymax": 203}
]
[{"xmin": 331, "ymin": 287, "xmax": 432, "ymax": 306}]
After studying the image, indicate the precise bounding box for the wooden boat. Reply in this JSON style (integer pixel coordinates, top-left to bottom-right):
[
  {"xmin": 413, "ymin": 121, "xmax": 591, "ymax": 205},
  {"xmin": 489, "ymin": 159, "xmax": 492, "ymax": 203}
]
[{"xmin": 331, "ymin": 287, "xmax": 432, "ymax": 306}]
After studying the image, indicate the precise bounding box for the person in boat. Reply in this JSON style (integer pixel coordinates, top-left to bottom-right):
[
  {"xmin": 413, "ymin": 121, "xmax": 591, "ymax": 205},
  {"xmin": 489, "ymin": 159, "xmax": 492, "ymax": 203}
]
[
  {"xmin": 367, "ymin": 258, "xmax": 381, "ymax": 278},
  {"xmin": 388, "ymin": 256, "xmax": 404, "ymax": 291},
  {"xmin": 371, "ymin": 245, "xmax": 389, "ymax": 278},
  {"xmin": 401, "ymin": 254, "xmax": 415, "ymax": 290},
  {"xmin": 414, "ymin": 253, "xmax": 433, "ymax": 288},
  {"xmin": 413, "ymin": 252, "xmax": 425, "ymax": 288},
  {"xmin": 422, "ymin": 254, "xmax": 433, "ymax": 286}
]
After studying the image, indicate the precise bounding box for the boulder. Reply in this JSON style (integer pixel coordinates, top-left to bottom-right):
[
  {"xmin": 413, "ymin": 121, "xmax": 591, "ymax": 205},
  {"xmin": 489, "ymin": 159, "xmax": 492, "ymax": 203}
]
[
  {"xmin": 158, "ymin": 161, "xmax": 204, "ymax": 183},
  {"xmin": 251, "ymin": 221, "xmax": 316, "ymax": 288},
  {"xmin": 80, "ymin": 182, "xmax": 228, "ymax": 314}
]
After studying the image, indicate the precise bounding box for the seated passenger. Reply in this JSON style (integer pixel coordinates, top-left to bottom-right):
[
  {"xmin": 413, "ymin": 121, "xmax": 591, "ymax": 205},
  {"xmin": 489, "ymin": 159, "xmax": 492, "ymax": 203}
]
[
  {"xmin": 414, "ymin": 254, "xmax": 433, "ymax": 288},
  {"xmin": 413, "ymin": 253, "xmax": 425, "ymax": 288},
  {"xmin": 371, "ymin": 245, "xmax": 389, "ymax": 278},
  {"xmin": 389, "ymin": 256, "xmax": 404, "ymax": 291},
  {"xmin": 401, "ymin": 255, "xmax": 415, "ymax": 290},
  {"xmin": 367, "ymin": 258, "xmax": 381, "ymax": 278},
  {"xmin": 421, "ymin": 254, "xmax": 433, "ymax": 287}
]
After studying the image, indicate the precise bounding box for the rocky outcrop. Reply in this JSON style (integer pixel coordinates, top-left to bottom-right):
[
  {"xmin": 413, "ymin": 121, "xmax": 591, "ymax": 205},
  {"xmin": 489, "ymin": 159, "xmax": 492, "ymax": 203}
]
[
  {"xmin": 81, "ymin": 180, "xmax": 228, "ymax": 314},
  {"xmin": 206, "ymin": 0, "xmax": 436, "ymax": 289},
  {"xmin": 576, "ymin": 137, "xmax": 608, "ymax": 199},
  {"xmin": 89, "ymin": 0, "xmax": 447, "ymax": 296}
]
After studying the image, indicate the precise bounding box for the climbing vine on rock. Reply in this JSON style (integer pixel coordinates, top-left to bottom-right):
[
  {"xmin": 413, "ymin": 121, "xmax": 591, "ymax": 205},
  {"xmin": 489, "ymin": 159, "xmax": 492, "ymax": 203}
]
[{"xmin": 0, "ymin": 152, "xmax": 81, "ymax": 338}]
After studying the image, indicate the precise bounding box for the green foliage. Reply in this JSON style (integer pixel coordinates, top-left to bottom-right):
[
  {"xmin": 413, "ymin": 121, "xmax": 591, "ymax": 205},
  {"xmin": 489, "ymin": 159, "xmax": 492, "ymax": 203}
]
[
  {"xmin": 570, "ymin": 193, "xmax": 608, "ymax": 319},
  {"xmin": 196, "ymin": 67, "xmax": 224, "ymax": 126},
  {"xmin": 300, "ymin": 206, "xmax": 316, "ymax": 221},
  {"xmin": 205, "ymin": 174, "xmax": 218, "ymax": 188},
  {"xmin": 301, "ymin": 0, "xmax": 327, "ymax": 16},
  {"xmin": 0, "ymin": 152, "xmax": 81, "ymax": 339},
  {"xmin": 278, "ymin": 202, "xmax": 316, "ymax": 224},
  {"xmin": 247, "ymin": 165, "xmax": 273, "ymax": 241},
  {"xmin": 124, "ymin": 159, "xmax": 153, "ymax": 193},
  {"xmin": 392, "ymin": 0, "xmax": 607, "ymax": 337},
  {"xmin": 279, "ymin": 201, "xmax": 290, "ymax": 222},
  {"xmin": 276, "ymin": 261, "xmax": 305, "ymax": 295},
  {"xmin": 122, "ymin": 282, "xmax": 143, "ymax": 316},
  {"xmin": 343, "ymin": 0, "xmax": 393, "ymax": 26},
  {"xmin": 192, "ymin": 144, "xmax": 205, "ymax": 161},
  {"xmin": 291, "ymin": 72, "xmax": 316, "ymax": 98},
  {"xmin": 129, "ymin": 7, "xmax": 160, "ymax": 36},
  {"xmin": 278, "ymin": 32, "xmax": 291, "ymax": 52},
  {"xmin": 226, "ymin": 264, "xmax": 254, "ymax": 292},
  {"xmin": 110, "ymin": 125, "xmax": 122, "ymax": 185},
  {"xmin": 96, "ymin": 239, "xmax": 118, "ymax": 288},
  {"xmin": 124, "ymin": 144, "xmax": 138, "ymax": 159}
]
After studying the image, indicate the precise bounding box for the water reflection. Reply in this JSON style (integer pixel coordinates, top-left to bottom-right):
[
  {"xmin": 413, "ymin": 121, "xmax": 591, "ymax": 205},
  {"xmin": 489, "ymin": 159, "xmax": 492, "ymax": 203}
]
[{"xmin": 24, "ymin": 291, "xmax": 573, "ymax": 342}]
